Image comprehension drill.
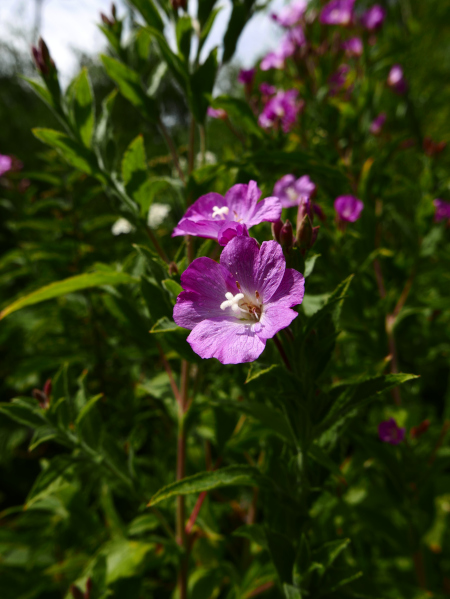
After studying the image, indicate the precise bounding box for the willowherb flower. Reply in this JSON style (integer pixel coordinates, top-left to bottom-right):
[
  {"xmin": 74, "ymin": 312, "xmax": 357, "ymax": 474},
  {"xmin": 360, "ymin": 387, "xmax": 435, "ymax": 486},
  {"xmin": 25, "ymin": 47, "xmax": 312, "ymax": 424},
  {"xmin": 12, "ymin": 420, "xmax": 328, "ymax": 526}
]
[
  {"xmin": 260, "ymin": 27, "xmax": 305, "ymax": 71},
  {"xmin": 274, "ymin": 174, "xmax": 316, "ymax": 208},
  {"xmin": 369, "ymin": 112, "xmax": 387, "ymax": 135},
  {"xmin": 334, "ymin": 195, "xmax": 364, "ymax": 222},
  {"xmin": 112, "ymin": 218, "xmax": 134, "ymax": 235},
  {"xmin": 260, "ymin": 83, "xmax": 276, "ymax": 96},
  {"xmin": 173, "ymin": 236, "xmax": 305, "ymax": 364},
  {"xmin": 328, "ymin": 64, "xmax": 350, "ymax": 95},
  {"xmin": 258, "ymin": 89, "xmax": 303, "ymax": 133},
  {"xmin": 148, "ymin": 203, "xmax": 170, "ymax": 229},
  {"xmin": 0, "ymin": 154, "xmax": 13, "ymax": 177},
  {"xmin": 360, "ymin": 5, "xmax": 386, "ymax": 31},
  {"xmin": 342, "ymin": 37, "xmax": 363, "ymax": 57},
  {"xmin": 207, "ymin": 107, "xmax": 227, "ymax": 119},
  {"xmin": 172, "ymin": 181, "xmax": 281, "ymax": 242},
  {"xmin": 271, "ymin": 0, "xmax": 307, "ymax": 27},
  {"xmin": 378, "ymin": 418, "xmax": 405, "ymax": 445},
  {"xmin": 433, "ymin": 199, "xmax": 450, "ymax": 223},
  {"xmin": 387, "ymin": 65, "xmax": 408, "ymax": 95},
  {"xmin": 238, "ymin": 68, "xmax": 256, "ymax": 85},
  {"xmin": 320, "ymin": 0, "xmax": 355, "ymax": 26}
]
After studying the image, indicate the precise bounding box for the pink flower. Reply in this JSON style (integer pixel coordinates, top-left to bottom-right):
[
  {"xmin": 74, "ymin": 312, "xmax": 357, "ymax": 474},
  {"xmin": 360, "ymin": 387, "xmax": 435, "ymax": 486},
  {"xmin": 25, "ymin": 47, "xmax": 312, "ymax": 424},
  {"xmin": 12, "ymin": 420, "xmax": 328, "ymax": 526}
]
[
  {"xmin": 271, "ymin": 0, "xmax": 308, "ymax": 28},
  {"xmin": 172, "ymin": 181, "xmax": 281, "ymax": 242},
  {"xmin": 433, "ymin": 199, "xmax": 450, "ymax": 223},
  {"xmin": 342, "ymin": 37, "xmax": 363, "ymax": 57},
  {"xmin": 369, "ymin": 112, "xmax": 387, "ymax": 135},
  {"xmin": 0, "ymin": 154, "xmax": 13, "ymax": 177},
  {"xmin": 238, "ymin": 68, "xmax": 256, "ymax": 85},
  {"xmin": 320, "ymin": 0, "xmax": 355, "ymax": 26},
  {"xmin": 173, "ymin": 236, "xmax": 305, "ymax": 364},
  {"xmin": 260, "ymin": 83, "xmax": 277, "ymax": 96},
  {"xmin": 207, "ymin": 107, "xmax": 227, "ymax": 119},
  {"xmin": 260, "ymin": 27, "xmax": 305, "ymax": 71},
  {"xmin": 360, "ymin": 5, "xmax": 386, "ymax": 31},
  {"xmin": 378, "ymin": 418, "xmax": 405, "ymax": 445},
  {"xmin": 329, "ymin": 64, "xmax": 350, "ymax": 95},
  {"xmin": 387, "ymin": 65, "xmax": 408, "ymax": 95},
  {"xmin": 258, "ymin": 89, "xmax": 303, "ymax": 133},
  {"xmin": 334, "ymin": 195, "xmax": 364, "ymax": 222},
  {"xmin": 274, "ymin": 174, "xmax": 316, "ymax": 208}
]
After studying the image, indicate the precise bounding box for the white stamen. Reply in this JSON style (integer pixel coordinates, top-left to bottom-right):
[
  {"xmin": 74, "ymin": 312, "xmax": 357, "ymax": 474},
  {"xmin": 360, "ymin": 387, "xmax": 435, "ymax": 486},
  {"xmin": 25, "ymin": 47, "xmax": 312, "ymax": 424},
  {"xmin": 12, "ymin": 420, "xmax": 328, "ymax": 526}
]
[
  {"xmin": 220, "ymin": 292, "xmax": 244, "ymax": 312},
  {"xmin": 212, "ymin": 206, "xmax": 229, "ymax": 219}
]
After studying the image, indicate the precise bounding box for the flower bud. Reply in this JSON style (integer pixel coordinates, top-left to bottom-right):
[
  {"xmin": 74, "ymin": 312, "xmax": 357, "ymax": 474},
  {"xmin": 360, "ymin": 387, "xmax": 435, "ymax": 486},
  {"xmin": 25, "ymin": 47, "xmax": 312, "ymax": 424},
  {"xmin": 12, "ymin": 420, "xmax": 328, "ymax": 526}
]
[
  {"xmin": 280, "ymin": 219, "xmax": 294, "ymax": 252},
  {"xmin": 70, "ymin": 585, "xmax": 84, "ymax": 599},
  {"xmin": 31, "ymin": 38, "xmax": 61, "ymax": 100},
  {"xmin": 43, "ymin": 378, "xmax": 52, "ymax": 398},
  {"xmin": 296, "ymin": 214, "xmax": 319, "ymax": 252},
  {"xmin": 85, "ymin": 578, "xmax": 93, "ymax": 599},
  {"xmin": 410, "ymin": 419, "xmax": 430, "ymax": 440},
  {"xmin": 271, "ymin": 219, "xmax": 284, "ymax": 242},
  {"xmin": 171, "ymin": 0, "xmax": 187, "ymax": 9}
]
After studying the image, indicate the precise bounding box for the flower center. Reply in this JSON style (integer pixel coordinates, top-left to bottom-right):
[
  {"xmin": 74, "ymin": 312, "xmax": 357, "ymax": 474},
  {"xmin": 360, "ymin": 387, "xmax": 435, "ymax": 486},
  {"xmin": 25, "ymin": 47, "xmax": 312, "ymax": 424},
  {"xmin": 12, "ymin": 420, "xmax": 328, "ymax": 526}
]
[
  {"xmin": 287, "ymin": 187, "xmax": 299, "ymax": 202},
  {"xmin": 220, "ymin": 289, "xmax": 262, "ymax": 321},
  {"xmin": 212, "ymin": 206, "xmax": 229, "ymax": 219}
]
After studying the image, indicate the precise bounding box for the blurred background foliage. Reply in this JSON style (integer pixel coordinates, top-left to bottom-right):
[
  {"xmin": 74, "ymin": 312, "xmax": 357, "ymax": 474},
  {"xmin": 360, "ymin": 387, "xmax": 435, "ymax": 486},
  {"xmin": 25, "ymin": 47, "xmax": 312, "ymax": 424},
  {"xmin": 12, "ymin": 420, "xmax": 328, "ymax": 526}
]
[{"xmin": 1, "ymin": 0, "xmax": 450, "ymax": 598}]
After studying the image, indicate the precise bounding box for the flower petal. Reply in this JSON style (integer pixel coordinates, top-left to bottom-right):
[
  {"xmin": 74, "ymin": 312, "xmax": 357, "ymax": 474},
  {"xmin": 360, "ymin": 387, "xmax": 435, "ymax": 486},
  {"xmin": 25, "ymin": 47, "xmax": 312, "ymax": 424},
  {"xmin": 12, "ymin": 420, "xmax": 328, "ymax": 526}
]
[
  {"xmin": 246, "ymin": 196, "xmax": 282, "ymax": 227},
  {"xmin": 187, "ymin": 318, "xmax": 266, "ymax": 364},
  {"xmin": 220, "ymin": 236, "xmax": 260, "ymax": 297},
  {"xmin": 172, "ymin": 218, "xmax": 224, "ymax": 239},
  {"xmin": 253, "ymin": 241, "xmax": 286, "ymax": 303},
  {"xmin": 258, "ymin": 305, "xmax": 299, "ymax": 339},
  {"xmin": 265, "ymin": 268, "xmax": 305, "ymax": 308},
  {"xmin": 172, "ymin": 192, "xmax": 227, "ymax": 237},
  {"xmin": 225, "ymin": 181, "xmax": 260, "ymax": 222},
  {"xmin": 174, "ymin": 258, "xmax": 236, "ymax": 329}
]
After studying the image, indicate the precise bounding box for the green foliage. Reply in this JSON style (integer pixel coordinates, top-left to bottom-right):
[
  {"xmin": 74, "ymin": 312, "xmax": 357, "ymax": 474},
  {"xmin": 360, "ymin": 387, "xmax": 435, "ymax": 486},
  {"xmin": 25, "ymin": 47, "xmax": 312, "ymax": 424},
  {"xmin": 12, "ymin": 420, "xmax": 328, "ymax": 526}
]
[{"xmin": 1, "ymin": 1, "xmax": 450, "ymax": 598}]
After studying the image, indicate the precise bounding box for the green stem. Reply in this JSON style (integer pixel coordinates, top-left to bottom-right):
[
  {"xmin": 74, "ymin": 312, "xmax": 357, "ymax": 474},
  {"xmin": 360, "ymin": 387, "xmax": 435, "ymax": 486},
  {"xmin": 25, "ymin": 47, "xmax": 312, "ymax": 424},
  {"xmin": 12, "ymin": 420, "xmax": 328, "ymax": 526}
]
[
  {"xmin": 158, "ymin": 118, "xmax": 186, "ymax": 184},
  {"xmin": 176, "ymin": 359, "xmax": 189, "ymax": 599}
]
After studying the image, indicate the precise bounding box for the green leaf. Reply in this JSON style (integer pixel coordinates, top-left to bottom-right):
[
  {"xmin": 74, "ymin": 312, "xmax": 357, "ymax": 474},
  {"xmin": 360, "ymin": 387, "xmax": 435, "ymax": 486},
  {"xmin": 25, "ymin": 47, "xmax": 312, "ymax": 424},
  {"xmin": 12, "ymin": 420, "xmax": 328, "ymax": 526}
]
[
  {"xmin": 148, "ymin": 465, "xmax": 270, "ymax": 506},
  {"xmin": 190, "ymin": 48, "xmax": 218, "ymax": 123},
  {"xmin": 199, "ymin": 7, "xmax": 222, "ymax": 52},
  {"xmin": 0, "ymin": 398, "xmax": 47, "ymax": 429},
  {"xmin": 148, "ymin": 28, "xmax": 189, "ymax": 92},
  {"xmin": 127, "ymin": 0, "xmax": 164, "ymax": 31},
  {"xmin": 223, "ymin": 0, "xmax": 256, "ymax": 63},
  {"xmin": 32, "ymin": 128, "xmax": 102, "ymax": 178},
  {"xmin": 121, "ymin": 134, "xmax": 150, "ymax": 207},
  {"xmin": 149, "ymin": 316, "xmax": 182, "ymax": 333},
  {"xmin": 101, "ymin": 55, "xmax": 159, "ymax": 123},
  {"xmin": 162, "ymin": 279, "xmax": 183, "ymax": 299},
  {"xmin": 313, "ymin": 538, "xmax": 351, "ymax": 574},
  {"xmin": 233, "ymin": 524, "xmax": 268, "ymax": 548},
  {"xmin": 176, "ymin": 15, "xmax": 192, "ymax": 60},
  {"xmin": 265, "ymin": 529, "xmax": 296, "ymax": 584},
  {"xmin": 246, "ymin": 363, "xmax": 278, "ymax": 383},
  {"xmin": 23, "ymin": 76, "xmax": 57, "ymax": 111},
  {"xmin": 308, "ymin": 444, "xmax": 343, "ymax": 479},
  {"xmin": 284, "ymin": 585, "xmax": 302, "ymax": 599},
  {"xmin": 316, "ymin": 373, "xmax": 419, "ymax": 438},
  {"xmin": 212, "ymin": 95, "xmax": 263, "ymax": 138},
  {"xmin": 304, "ymin": 254, "xmax": 320, "ymax": 278},
  {"xmin": 70, "ymin": 68, "xmax": 95, "ymax": 147},
  {"xmin": 0, "ymin": 271, "xmax": 135, "ymax": 319},
  {"xmin": 140, "ymin": 278, "xmax": 173, "ymax": 323}
]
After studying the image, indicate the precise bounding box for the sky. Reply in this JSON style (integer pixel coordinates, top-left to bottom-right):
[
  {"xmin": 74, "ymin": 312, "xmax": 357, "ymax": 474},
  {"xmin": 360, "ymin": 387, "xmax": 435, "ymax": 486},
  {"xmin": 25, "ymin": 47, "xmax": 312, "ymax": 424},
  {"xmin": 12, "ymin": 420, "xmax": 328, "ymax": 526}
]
[{"xmin": 0, "ymin": 0, "xmax": 284, "ymax": 84}]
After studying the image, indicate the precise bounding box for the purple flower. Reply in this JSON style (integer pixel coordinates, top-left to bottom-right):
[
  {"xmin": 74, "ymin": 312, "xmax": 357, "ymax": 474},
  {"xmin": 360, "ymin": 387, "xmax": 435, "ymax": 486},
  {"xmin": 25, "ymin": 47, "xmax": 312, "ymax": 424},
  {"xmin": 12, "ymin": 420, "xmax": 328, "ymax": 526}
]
[
  {"xmin": 172, "ymin": 181, "xmax": 281, "ymax": 242},
  {"xmin": 433, "ymin": 199, "xmax": 450, "ymax": 223},
  {"xmin": 218, "ymin": 222, "xmax": 249, "ymax": 247},
  {"xmin": 378, "ymin": 418, "xmax": 405, "ymax": 445},
  {"xmin": 369, "ymin": 112, "xmax": 387, "ymax": 135},
  {"xmin": 238, "ymin": 68, "xmax": 256, "ymax": 85},
  {"xmin": 260, "ymin": 83, "xmax": 277, "ymax": 96},
  {"xmin": 320, "ymin": 0, "xmax": 355, "ymax": 26},
  {"xmin": 258, "ymin": 89, "xmax": 303, "ymax": 133},
  {"xmin": 329, "ymin": 64, "xmax": 350, "ymax": 95},
  {"xmin": 271, "ymin": 0, "xmax": 307, "ymax": 27},
  {"xmin": 334, "ymin": 195, "xmax": 364, "ymax": 222},
  {"xmin": 0, "ymin": 154, "xmax": 13, "ymax": 177},
  {"xmin": 360, "ymin": 5, "xmax": 386, "ymax": 31},
  {"xmin": 342, "ymin": 37, "xmax": 363, "ymax": 57},
  {"xmin": 274, "ymin": 174, "xmax": 316, "ymax": 208},
  {"xmin": 260, "ymin": 27, "xmax": 305, "ymax": 71},
  {"xmin": 387, "ymin": 65, "xmax": 408, "ymax": 95},
  {"xmin": 173, "ymin": 236, "xmax": 305, "ymax": 364},
  {"xmin": 207, "ymin": 107, "xmax": 227, "ymax": 119}
]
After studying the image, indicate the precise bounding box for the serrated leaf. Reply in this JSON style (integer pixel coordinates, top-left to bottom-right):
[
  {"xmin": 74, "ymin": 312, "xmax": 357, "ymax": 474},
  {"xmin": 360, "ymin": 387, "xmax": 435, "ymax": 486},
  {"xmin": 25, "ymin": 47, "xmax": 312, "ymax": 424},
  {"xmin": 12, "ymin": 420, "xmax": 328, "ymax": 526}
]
[
  {"xmin": 246, "ymin": 363, "xmax": 278, "ymax": 383},
  {"xmin": 148, "ymin": 465, "xmax": 270, "ymax": 506},
  {"xmin": 70, "ymin": 68, "xmax": 94, "ymax": 147},
  {"xmin": 32, "ymin": 128, "xmax": 101, "ymax": 178},
  {"xmin": 149, "ymin": 317, "xmax": 182, "ymax": 333},
  {"xmin": 0, "ymin": 271, "xmax": 135, "ymax": 319},
  {"xmin": 101, "ymin": 55, "xmax": 159, "ymax": 123}
]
